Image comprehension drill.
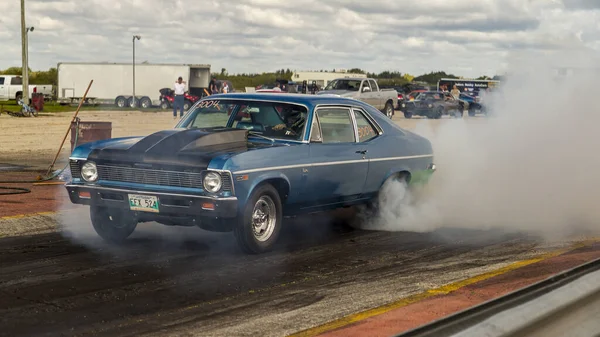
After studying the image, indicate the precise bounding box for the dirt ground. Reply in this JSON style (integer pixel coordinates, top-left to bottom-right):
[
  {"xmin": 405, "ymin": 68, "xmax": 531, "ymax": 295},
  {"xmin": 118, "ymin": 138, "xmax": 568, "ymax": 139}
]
[
  {"xmin": 0, "ymin": 109, "xmax": 458, "ymax": 170},
  {"xmin": 0, "ymin": 110, "xmax": 184, "ymax": 169}
]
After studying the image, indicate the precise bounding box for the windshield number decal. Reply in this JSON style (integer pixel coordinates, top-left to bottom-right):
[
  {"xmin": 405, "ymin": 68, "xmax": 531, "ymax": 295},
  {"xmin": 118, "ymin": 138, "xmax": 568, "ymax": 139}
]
[{"xmin": 198, "ymin": 100, "xmax": 220, "ymax": 108}]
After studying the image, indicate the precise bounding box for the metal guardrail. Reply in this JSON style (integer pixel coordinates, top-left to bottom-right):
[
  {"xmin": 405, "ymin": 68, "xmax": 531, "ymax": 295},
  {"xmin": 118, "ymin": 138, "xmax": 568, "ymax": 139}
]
[{"xmin": 392, "ymin": 256, "xmax": 600, "ymax": 337}]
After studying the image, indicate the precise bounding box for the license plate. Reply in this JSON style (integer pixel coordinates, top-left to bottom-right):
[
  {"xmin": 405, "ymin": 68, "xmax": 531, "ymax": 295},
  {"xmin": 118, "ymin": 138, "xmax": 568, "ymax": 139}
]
[{"xmin": 128, "ymin": 194, "xmax": 159, "ymax": 213}]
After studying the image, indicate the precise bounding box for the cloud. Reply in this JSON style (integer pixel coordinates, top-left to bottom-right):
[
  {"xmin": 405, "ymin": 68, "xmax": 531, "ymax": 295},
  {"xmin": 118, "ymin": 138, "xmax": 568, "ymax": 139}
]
[{"xmin": 0, "ymin": 0, "xmax": 598, "ymax": 77}]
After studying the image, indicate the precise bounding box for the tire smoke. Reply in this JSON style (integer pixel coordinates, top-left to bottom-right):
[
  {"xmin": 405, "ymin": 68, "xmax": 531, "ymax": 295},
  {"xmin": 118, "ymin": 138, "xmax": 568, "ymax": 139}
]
[{"xmin": 358, "ymin": 49, "xmax": 600, "ymax": 240}]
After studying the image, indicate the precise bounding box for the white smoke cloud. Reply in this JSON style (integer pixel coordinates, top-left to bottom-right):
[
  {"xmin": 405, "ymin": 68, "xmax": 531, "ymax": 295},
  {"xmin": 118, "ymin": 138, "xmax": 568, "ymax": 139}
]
[{"xmin": 358, "ymin": 49, "xmax": 600, "ymax": 240}]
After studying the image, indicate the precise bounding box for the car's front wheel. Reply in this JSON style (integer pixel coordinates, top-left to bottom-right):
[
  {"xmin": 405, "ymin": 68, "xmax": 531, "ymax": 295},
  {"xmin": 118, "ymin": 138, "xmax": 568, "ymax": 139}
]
[
  {"xmin": 90, "ymin": 206, "xmax": 137, "ymax": 244},
  {"xmin": 233, "ymin": 183, "xmax": 282, "ymax": 254}
]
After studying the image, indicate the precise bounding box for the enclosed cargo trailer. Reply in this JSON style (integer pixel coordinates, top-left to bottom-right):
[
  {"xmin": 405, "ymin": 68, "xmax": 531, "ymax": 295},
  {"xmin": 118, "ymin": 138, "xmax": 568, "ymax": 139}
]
[{"xmin": 57, "ymin": 62, "xmax": 211, "ymax": 108}]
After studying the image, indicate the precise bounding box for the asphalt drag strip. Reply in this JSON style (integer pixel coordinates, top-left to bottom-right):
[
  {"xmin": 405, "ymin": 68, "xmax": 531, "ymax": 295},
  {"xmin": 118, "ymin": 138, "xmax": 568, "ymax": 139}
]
[{"xmin": 0, "ymin": 211, "xmax": 589, "ymax": 337}]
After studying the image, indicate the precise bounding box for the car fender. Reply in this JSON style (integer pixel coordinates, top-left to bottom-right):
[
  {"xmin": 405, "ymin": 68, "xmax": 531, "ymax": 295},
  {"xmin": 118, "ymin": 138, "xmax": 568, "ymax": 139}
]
[
  {"xmin": 380, "ymin": 166, "xmax": 412, "ymax": 188},
  {"xmin": 239, "ymin": 171, "xmax": 292, "ymax": 205}
]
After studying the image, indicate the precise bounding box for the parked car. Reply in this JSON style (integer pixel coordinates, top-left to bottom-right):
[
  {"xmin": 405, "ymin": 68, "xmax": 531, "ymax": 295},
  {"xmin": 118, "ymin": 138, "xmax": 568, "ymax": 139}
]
[
  {"xmin": 401, "ymin": 91, "xmax": 465, "ymax": 119},
  {"xmin": 316, "ymin": 77, "xmax": 398, "ymax": 119},
  {"xmin": 65, "ymin": 93, "xmax": 436, "ymax": 254}
]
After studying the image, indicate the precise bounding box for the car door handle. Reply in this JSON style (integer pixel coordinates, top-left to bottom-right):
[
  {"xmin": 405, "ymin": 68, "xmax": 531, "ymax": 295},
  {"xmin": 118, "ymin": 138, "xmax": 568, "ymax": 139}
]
[{"xmin": 356, "ymin": 150, "xmax": 367, "ymax": 154}]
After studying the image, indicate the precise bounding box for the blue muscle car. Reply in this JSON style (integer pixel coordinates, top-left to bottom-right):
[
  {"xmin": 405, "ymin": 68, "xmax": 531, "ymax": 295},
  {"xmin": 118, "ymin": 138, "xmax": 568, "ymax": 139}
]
[{"xmin": 65, "ymin": 93, "xmax": 436, "ymax": 254}]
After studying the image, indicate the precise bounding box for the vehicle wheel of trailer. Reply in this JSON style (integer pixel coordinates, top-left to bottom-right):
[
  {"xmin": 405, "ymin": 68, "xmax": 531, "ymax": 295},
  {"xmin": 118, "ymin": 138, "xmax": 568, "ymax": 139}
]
[
  {"xmin": 233, "ymin": 183, "xmax": 282, "ymax": 254},
  {"xmin": 90, "ymin": 206, "xmax": 138, "ymax": 244},
  {"xmin": 115, "ymin": 96, "xmax": 127, "ymax": 108},
  {"xmin": 128, "ymin": 97, "xmax": 138, "ymax": 108},
  {"xmin": 384, "ymin": 101, "xmax": 394, "ymax": 119},
  {"xmin": 139, "ymin": 97, "xmax": 152, "ymax": 109}
]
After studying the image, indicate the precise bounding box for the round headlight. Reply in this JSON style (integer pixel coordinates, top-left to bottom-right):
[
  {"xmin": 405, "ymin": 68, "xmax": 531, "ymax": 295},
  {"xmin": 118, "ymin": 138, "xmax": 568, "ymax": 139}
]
[
  {"xmin": 401, "ymin": 103, "xmax": 406, "ymax": 107},
  {"xmin": 428, "ymin": 104, "xmax": 433, "ymax": 108},
  {"xmin": 203, "ymin": 172, "xmax": 222, "ymax": 193},
  {"xmin": 81, "ymin": 161, "xmax": 98, "ymax": 182}
]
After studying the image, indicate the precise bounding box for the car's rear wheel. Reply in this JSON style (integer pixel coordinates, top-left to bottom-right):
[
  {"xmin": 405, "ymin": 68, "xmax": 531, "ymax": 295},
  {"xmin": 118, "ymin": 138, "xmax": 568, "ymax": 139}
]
[
  {"xmin": 403, "ymin": 111, "xmax": 412, "ymax": 119},
  {"xmin": 433, "ymin": 106, "xmax": 444, "ymax": 119},
  {"xmin": 370, "ymin": 173, "xmax": 409, "ymax": 210},
  {"xmin": 384, "ymin": 101, "xmax": 394, "ymax": 119},
  {"xmin": 90, "ymin": 206, "xmax": 137, "ymax": 244},
  {"xmin": 233, "ymin": 183, "xmax": 282, "ymax": 254}
]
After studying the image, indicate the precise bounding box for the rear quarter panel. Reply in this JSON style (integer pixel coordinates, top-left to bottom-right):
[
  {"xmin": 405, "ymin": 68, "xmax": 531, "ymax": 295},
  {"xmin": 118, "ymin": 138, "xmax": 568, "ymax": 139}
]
[{"xmin": 358, "ymin": 103, "xmax": 434, "ymax": 195}]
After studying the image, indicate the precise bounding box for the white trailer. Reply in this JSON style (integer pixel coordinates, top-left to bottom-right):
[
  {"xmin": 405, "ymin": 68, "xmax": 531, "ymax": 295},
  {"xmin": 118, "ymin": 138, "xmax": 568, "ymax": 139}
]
[{"xmin": 56, "ymin": 62, "xmax": 211, "ymax": 108}]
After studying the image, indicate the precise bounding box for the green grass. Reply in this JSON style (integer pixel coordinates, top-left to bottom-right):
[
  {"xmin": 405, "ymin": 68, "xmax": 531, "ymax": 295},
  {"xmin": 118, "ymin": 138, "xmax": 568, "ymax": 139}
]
[{"xmin": 0, "ymin": 100, "xmax": 166, "ymax": 114}]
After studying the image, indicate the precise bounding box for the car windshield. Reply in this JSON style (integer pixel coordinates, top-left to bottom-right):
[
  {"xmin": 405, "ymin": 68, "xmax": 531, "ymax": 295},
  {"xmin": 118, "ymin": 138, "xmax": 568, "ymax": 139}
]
[
  {"xmin": 177, "ymin": 99, "xmax": 308, "ymax": 142},
  {"xmin": 324, "ymin": 79, "xmax": 362, "ymax": 91}
]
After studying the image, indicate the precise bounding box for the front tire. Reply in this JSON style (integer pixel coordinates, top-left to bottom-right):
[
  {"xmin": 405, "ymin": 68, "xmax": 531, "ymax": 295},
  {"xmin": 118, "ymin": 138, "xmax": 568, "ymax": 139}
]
[
  {"xmin": 90, "ymin": 206, "xmax": 137, "ymax": 244},
  {"xmin": 233, "ymin": 184, "xmax": 283, "ymax": 254}
]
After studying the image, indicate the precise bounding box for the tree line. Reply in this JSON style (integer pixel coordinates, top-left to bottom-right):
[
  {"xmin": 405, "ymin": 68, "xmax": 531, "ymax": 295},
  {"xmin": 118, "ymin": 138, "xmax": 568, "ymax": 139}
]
[{"xmin": 0, "ymin": 66, "xmax": 501, "ymax": 92}]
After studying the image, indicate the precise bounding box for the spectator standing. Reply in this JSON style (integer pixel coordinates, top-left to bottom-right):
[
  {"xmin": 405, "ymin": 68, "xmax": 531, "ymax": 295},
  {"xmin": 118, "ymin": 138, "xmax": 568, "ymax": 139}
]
[
  {"xmin": 450, "ymin": 85, "xmax": 460, "ymax": 99},
  {"xmin": 222, "ymin": 81, "xmax": 229, "ymax": 93},
  {"xmin": 209, "ymin": 77, "xmax": 218, "ymax": 95},
  {"xmin": 173, "ymin": 76, "xmax": 186, "ymax": 119}
]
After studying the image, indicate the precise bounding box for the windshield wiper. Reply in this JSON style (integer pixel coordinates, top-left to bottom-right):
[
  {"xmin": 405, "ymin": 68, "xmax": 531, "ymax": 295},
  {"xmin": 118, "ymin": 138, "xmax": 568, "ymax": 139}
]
[{"xmin": 248, "ymin": 131, "xmax": 275, "ymax": 143}]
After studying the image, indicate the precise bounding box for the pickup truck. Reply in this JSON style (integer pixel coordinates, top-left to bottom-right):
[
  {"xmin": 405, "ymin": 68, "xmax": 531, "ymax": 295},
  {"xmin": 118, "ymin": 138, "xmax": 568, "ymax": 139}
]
[
  {"xmin": 0, "ymin": 75, "xmax": 53, "ymax": 101},
  {"xmin": 317, "ymin": 77, "xmax": 398, "ymax": 118}
]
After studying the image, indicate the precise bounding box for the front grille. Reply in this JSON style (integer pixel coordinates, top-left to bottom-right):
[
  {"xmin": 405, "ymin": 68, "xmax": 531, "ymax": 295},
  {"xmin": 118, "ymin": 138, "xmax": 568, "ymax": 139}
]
[
  {"xmin": 96, "ymin": 165, "xmax": 232, "ymax": 192},
  {"xmin": 69, "ymin": 160, "xmax": 81, "ymax": 178}
]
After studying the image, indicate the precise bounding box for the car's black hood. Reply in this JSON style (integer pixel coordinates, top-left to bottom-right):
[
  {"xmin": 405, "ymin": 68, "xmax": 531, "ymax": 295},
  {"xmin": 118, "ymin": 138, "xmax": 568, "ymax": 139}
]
[{"xmin": 87, "ymin": 128, "xmax": 251, "ymax": 170}]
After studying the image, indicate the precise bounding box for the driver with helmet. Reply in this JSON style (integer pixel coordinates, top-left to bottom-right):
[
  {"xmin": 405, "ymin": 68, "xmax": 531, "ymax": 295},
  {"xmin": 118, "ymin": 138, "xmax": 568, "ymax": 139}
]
[{"xmin": 269, "ymin": 106, "xmax": 306, "ymax": 137}]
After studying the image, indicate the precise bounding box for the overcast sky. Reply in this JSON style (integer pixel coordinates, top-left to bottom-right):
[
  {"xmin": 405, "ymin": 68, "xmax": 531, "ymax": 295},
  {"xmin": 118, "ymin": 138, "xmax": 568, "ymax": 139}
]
[{"xmin": 0, "ymin": 0, "xmax": 598, "ymax": 77}]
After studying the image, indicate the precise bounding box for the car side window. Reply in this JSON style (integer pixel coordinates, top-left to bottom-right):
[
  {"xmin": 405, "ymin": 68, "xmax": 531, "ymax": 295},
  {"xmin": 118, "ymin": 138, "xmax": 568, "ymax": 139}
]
[
  {"xmin": 309, "ymin": 114, "xmax": 323, "ymax": 142},
  {"xmin": 361, "ymin": 81, "xmax": 371, "ymax": 92},
  {"xmin": 315, "ymin": 108, "xmax": 355, "ymax": 143},
  {"xmin": 353, "ymin": 110, "xmax": 378, "ymax": 142},
  {"xmin": 368, "ymin": 80, "xmax": 378, "ymax": 91}
]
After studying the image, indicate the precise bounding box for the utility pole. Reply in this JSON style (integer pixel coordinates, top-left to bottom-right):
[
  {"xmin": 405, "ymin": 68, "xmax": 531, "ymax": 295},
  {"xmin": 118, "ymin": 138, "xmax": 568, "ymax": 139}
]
[
  {"xmin": 132, "ymin": 35, "xmax": 141, "ymax": 107},
  {"xmin": 20, "ymin": 0, "xmax": 29, "ymax": 105}
]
